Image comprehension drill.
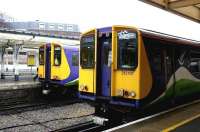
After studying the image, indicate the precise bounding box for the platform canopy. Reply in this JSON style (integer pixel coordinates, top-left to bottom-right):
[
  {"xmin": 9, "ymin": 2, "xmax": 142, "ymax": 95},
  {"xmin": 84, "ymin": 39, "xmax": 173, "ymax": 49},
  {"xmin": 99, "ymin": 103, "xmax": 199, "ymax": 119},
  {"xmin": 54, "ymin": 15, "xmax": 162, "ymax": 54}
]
[
  {"xmin": 0, "ymin": 29, "xmax": 80, "ymax": 49},
  {"xmin": 140, "ymin": 0, "xmax": 200, "ymax": 23}
]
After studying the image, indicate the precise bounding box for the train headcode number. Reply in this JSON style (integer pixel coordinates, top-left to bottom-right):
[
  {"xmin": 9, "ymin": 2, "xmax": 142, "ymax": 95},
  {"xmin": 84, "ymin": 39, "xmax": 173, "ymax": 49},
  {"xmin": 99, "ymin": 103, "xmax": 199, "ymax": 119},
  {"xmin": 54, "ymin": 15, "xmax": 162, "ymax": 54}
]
[{"xmin": 121, "ymin": 71, "xmax": 134, "ymax": 75}]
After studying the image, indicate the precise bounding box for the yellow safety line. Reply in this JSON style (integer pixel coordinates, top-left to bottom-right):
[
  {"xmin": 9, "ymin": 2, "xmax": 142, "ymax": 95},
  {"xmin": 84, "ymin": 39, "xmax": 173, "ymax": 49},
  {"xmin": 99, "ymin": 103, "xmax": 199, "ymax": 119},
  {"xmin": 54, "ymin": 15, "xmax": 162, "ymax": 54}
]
[{"xmin": 162, "ymin": 113, "xmax": 200, "ymax": 132}]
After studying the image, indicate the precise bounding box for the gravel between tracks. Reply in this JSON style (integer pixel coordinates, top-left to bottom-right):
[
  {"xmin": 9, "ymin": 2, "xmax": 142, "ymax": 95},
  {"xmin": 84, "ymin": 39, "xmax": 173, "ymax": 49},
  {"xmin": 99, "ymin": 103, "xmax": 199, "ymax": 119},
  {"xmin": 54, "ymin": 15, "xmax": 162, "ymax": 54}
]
[{"xmin": 0, "ymin": 102, "xmax": 94, "ymax": 132}]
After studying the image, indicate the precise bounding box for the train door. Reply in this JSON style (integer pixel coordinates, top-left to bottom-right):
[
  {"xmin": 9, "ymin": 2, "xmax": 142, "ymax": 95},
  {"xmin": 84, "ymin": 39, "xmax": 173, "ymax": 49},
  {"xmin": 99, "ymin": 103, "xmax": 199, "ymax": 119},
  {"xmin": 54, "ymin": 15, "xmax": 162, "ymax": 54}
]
[
  {"xmin": 45, "ymin": 44, "xmax": 51, "ymax": 81},
  {"xmin": 71, "ymin": 51, "xmax": 79, "ymax": 78},
  {"xmin": 150, "ymin": 46, "xmax": 174, "ymax": 98},
  {"xmin": 97, "ymin": 30, "xmax": 112, "ymax": 97},
  {"xmin": 163, "ymin": 48, "xmax": 173, "ymax": 87}
]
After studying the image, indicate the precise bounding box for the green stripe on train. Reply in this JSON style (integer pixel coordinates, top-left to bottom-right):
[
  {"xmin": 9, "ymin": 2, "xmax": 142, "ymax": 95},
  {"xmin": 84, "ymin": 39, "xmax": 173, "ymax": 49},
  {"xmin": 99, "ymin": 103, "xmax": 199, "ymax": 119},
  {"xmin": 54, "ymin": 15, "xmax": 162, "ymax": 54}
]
[
  {"xmin": 155, "ymin": 79, "xmax": 200, "ymax": 103},
  {"xmin": 65, "ymin": 79, "xmax": 79, "ymax": 87}
]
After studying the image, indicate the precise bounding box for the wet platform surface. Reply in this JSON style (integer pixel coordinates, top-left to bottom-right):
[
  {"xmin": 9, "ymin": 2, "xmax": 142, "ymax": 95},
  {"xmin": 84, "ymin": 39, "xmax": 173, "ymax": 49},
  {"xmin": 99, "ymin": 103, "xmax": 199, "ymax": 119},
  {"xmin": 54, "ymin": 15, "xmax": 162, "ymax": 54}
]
[{"xmin": 110, "ymin": 101, "xmax": 200, "ymax": 132}]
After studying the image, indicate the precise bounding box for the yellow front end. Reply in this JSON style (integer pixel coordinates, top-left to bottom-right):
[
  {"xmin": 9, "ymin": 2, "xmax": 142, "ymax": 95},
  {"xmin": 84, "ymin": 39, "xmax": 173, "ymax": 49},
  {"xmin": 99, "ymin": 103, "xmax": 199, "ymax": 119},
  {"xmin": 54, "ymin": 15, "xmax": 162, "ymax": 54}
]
[
  {"xmin": 79, "ymin": 29, "xmax": 97, "ymax": 97},
  {"xmin": 111, "ymin": 26, "xmax": 152, "ymax": 100},
  {"xmin": 79, "ymin": 26, "xmax": 153, "ymax": 106},
  {"xmin": 50, "ymin": 43, "xmax": 70, "ymax": 81}
]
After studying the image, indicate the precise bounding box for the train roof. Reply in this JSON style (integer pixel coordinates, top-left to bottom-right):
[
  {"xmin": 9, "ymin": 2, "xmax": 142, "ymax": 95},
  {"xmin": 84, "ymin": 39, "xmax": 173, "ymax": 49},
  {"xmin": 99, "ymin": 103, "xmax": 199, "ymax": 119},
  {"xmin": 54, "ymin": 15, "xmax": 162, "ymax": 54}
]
[
  {"xmin": 139, "ymin": 29, "xmax": 200, "ymax": 47},
  {"xmin": 62, "ymin": 44, "xmax": 79, "ymax": 50},
  {"xmin": 81, "ymin": 25, "xmax": 200, "ymax": 47}
]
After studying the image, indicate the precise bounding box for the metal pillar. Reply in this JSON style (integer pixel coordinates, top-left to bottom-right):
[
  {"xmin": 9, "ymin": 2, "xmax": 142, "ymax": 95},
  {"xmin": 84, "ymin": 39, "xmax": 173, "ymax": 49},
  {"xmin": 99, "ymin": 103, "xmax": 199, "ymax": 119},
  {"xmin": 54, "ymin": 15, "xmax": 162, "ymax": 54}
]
[
  {"xmin": 0, "ymin": 46, "xmax": 6, "ymax": 79},
  {"xmin": 5, "ymin": 49, "xmax": 8, "ymax": 72},
  {"xmin": 13, "ymin": 44, "xmax": 21, "ymax": 81}
]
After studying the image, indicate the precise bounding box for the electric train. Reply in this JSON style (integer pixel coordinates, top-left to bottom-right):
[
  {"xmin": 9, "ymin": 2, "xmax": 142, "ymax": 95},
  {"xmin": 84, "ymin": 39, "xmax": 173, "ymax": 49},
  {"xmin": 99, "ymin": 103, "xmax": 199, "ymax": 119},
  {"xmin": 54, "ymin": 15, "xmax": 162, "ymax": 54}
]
[
  {"xmin": 38, "ymin": 42, "xmax": 79, "ymax": 94},
  {"xmin": 79, "ymin": 25, "xmax": 200, "ymax": 121}
]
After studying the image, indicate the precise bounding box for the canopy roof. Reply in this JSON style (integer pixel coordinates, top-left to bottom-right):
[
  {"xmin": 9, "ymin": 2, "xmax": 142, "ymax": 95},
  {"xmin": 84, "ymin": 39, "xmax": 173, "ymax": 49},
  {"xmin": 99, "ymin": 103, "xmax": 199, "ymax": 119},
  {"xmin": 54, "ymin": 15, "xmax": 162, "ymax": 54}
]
[{"xmin": 140, "ymin": 0, "xmax": 200, "ymax": 23}]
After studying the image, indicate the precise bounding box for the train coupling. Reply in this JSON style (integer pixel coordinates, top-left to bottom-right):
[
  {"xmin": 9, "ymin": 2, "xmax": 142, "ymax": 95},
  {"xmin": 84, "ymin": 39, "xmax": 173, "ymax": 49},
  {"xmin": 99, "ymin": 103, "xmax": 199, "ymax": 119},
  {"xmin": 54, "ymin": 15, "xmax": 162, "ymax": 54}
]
[
  {"xmin": 93, "ymin": 116, "xmax": 108, "ymax": 126},
  {"xmin": 42, "ymin": 89, "xmax": 51, "ymax": 95},
  {"xmin": 42, "ymin": 83, "xmax": 51, "ymax": 95}
]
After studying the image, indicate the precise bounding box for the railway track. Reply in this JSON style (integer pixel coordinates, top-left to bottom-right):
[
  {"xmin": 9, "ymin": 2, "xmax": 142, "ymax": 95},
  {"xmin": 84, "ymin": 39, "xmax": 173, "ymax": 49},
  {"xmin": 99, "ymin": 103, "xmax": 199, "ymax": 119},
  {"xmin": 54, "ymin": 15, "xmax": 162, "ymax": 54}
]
[
  {"xmin": 53, "ymin": 98, "xmax": 200, "ymax": 132},
  {"xmin": 0, "ymin": 97, "xmax": 80, "ymax": 114}
]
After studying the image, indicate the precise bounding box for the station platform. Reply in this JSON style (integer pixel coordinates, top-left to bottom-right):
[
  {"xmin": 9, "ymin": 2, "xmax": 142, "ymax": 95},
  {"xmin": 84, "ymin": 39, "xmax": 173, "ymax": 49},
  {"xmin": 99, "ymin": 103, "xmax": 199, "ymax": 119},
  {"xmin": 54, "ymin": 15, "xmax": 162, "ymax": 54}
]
[
  {"xmin": 0, "ymin": 79, "xmax": 40, "ymax": 91},
  {"xmin": 0, "ymin": 75, "xmax": 40, "ymax": 91},
  {"xmin": 0, "ymin": 77, "xmax": 41, "ymax": 101},
  {"xmin": 107, "ymin": 100, "xmax": 200, "ymax": 132},
  {"xmin": 163, "ymin": 114, "xmax": 200, "ymax": 132}
]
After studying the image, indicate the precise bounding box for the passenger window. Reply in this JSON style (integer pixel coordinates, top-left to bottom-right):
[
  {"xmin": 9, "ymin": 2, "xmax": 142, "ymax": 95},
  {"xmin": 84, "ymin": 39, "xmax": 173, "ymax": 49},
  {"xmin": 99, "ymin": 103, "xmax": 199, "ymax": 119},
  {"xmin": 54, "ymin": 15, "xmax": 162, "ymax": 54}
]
[
  {"xmin": 152, "ymin": 50, "xmax": 162, "ymax": 74},
  {"xmin": 189, "ymin": 51, "xmax": 200, "ymax": 75},
  {"xmin": 39, "ymin": 47, "xmax": 44, "ymax": 65},
  {"xmin": 117, "ymin": 30, "xmax": 137, "ymax": 70},
  {"xmin": 72, "ymin": 53, "xmax": 79, "ymax": 66},
  {"xmin": 54, "ymin": 45, "xmax": 61, "ymax": 66}
]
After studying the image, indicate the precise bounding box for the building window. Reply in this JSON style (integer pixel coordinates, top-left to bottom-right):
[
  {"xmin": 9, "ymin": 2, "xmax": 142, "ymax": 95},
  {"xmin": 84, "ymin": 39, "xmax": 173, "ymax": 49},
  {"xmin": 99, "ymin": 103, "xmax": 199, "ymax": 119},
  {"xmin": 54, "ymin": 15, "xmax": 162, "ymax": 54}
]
[
  {"xmin": 49, "ymin": 24, "xmax": 55, "ymax": 30},
  {"xmin": 67, "ymin": 25, "xmax": 73, "ymax": 31},
  {"xmin": 39, "ymin": 23, "xmax": 45, "ymax": 29},
  {"xmin": 58, "ymin": 25, "xmax": 64, "ymax": 31}
]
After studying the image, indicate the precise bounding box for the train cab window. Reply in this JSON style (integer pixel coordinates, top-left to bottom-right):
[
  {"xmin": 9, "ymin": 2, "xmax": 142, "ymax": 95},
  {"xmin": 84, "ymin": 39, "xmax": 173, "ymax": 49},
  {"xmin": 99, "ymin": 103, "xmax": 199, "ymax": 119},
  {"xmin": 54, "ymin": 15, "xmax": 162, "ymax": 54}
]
[
  {"xmin": 39, "ymin": 47, "xmax": 44, "ymax": 65},
  {"xmin": 80, "ymin": 35, "xmax": 95, "ymax": 68},
  {"xmin": 117, "ymin": 30, "xmax": 137, "ymax": 70},
  {"xmin": 72, "ymin": 53, "xmax": 79, "ymax": 66},
  {"xmin": 54, "ymin": 45, "xmax": 61, "ymax": 66}
]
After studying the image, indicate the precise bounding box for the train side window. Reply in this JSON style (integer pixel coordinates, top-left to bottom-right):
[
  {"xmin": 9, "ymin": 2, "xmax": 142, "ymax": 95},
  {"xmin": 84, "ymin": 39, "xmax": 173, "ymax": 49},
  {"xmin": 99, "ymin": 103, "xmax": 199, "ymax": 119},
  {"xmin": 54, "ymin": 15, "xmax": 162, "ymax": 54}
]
[
  {"xmin": 54, "ymin": 45, "xmax": 61, "ymax": 66},
  {"xmin": 39, "ymin": 47, "xmax": 44, "ymax": 65},
  {"xmin": 152, "ymin": 51, "xmax": 162, "ymax": 74},
  {"xmin": 117, "ymin": 30, "xmax": 137, "ymax": 70},
  {"xmin": 72, "ymin": 53, "xmax": 79, "ymax": 66},
  {"xmin": 189, "ymin": 51, "xmax": 200, "ymax": 76}
]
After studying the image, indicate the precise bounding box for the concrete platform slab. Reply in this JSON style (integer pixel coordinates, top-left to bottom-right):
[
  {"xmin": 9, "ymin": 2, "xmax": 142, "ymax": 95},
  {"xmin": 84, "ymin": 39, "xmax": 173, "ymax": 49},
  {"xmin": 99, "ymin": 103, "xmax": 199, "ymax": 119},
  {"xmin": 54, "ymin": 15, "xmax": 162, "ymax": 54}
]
[
  {"xmin": 164, "ymin": 114, "xmax": 200, "ymax": 132},
  {"xmin": 108, "ymin": 101, "xmax": 200, "ymax": 132}
]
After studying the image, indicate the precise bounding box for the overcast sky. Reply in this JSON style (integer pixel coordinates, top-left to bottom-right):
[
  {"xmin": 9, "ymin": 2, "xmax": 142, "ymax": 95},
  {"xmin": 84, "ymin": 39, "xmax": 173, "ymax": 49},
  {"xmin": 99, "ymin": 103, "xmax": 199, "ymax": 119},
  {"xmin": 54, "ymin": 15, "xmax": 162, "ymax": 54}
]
[{"xmin": 0, "ymin": 0, "xmax": 199, "ymax": 40}]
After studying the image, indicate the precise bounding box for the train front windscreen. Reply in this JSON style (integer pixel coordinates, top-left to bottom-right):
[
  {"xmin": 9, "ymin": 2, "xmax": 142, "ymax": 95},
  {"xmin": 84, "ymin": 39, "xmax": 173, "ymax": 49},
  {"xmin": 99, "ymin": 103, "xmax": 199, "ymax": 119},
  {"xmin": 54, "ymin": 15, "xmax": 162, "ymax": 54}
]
[
  {"xmin": 80, "ymin": 35, "xmax": 95, "ymax": 69},
  {"xmin": 117, "ymin": 30, "xmax": 138, "ymax": 70}
]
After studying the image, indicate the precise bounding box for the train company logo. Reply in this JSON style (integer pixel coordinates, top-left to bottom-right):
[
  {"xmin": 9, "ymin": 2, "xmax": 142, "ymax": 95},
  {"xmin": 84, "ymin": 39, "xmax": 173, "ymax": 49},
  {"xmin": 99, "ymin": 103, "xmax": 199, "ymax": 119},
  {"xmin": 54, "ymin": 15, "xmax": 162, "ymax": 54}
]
[
  {"xmin": 178, "ymin": 51, "xmax": 186, "ymax": 66},
  {"xmin": 118, "ymin": 30, "xmax": 136, "ymax": 40}
]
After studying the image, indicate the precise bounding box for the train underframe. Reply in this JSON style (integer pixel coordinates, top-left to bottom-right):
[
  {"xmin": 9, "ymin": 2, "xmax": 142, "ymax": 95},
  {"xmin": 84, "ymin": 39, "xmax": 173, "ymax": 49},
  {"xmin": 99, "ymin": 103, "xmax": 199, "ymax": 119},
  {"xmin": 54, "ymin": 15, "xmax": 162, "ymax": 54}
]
[
  {"xmin": 40, "ymin": 79, "xmax": 77, "ymax": 97},
  {"xmin": 92, "ymin": 91, "xmax": 200, "ymax": 126}
]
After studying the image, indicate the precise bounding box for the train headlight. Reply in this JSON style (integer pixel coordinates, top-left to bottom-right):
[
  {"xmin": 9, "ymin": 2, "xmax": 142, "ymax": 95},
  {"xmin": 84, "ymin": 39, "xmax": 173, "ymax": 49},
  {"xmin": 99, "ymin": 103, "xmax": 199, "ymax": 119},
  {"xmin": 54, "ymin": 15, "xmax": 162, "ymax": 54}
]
[
  {"xmin": 124, "ymin": 91, "xmax": 129, "ymax": 97},
  {"xmin": 80, "ymin": 85, "xmax": 88, "ymax": 91},
  {"xmin": 130, "ymin": 91, "xmax": 136, "ymax": 97},
  {"xmin": 53, "ymin": 76, "xmax": 60, "ymax": 80},
  {"xmin": 80, "ymin": 85, "xmax": 85, "ymax": 91},
  {"xmin": 117, "ymin": 89, "xmax": 124, "ymax": 96}
]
